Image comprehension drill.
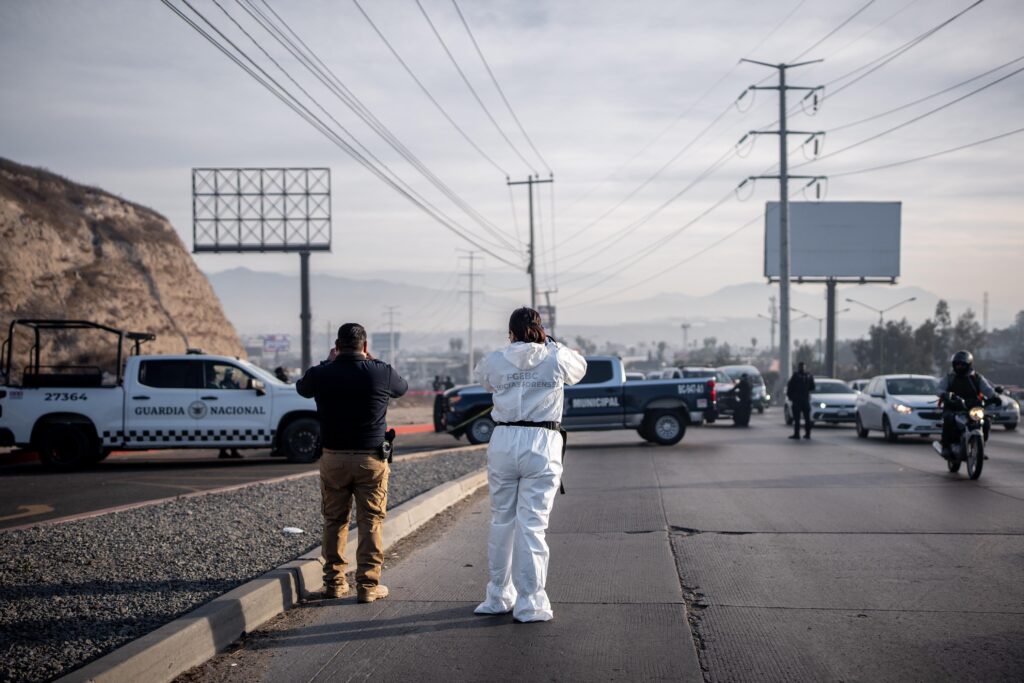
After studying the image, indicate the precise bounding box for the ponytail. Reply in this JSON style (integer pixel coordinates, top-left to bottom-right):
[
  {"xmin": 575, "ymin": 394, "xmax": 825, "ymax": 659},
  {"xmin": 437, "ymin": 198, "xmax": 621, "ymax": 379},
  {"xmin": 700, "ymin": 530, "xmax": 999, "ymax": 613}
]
[{"xmin": 508, "ymin": 307, "xmax": 546, "ymax": 344}]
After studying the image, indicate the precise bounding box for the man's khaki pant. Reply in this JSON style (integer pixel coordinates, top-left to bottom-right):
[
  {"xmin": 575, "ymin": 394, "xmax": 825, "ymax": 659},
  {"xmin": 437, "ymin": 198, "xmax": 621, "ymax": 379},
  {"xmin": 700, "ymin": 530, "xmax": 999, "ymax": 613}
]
[{"xmin": 320, "ymin": 450, "xmax": 389, "ymax": 590}]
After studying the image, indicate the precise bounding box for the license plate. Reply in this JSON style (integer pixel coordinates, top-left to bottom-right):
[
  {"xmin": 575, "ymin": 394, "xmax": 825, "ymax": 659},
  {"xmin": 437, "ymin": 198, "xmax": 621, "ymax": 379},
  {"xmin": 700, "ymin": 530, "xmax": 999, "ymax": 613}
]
[{"xmin": 838, "ymin": 411, "xmax": 850, "ymax": 417}]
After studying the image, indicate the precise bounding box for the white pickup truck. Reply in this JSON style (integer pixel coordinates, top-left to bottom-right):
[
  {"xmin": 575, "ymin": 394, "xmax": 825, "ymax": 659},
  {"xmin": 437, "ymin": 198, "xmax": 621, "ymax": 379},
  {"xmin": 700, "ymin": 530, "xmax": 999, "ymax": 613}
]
[{"xmin": 0, "ymin": 320, "xmax": 319, "ymax": 468}]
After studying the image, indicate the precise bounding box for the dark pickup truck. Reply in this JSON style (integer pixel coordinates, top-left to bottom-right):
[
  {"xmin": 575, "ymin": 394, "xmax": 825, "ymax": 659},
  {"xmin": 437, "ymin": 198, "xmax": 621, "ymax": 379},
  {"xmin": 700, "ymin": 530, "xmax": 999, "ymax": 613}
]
[{"xmin": 435, "ymin": 356, "xmax": 718, "ymax": 446}]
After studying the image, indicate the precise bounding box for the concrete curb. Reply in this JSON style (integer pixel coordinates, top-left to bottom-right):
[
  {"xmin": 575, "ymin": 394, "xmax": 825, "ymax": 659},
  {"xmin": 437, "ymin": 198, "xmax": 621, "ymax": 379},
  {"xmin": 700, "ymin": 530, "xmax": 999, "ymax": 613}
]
[{"xmin": 58, "ymin": 465, "xmax": 489, "ymax": 683}]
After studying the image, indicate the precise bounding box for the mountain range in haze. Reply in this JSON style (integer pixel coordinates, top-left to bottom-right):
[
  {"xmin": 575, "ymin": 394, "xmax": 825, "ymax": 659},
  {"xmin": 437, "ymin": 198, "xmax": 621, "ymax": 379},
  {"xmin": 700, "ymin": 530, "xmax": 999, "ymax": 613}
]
[{"xmin": 206, "ymin": 267, "xmax": 1010, "ymax": 355}]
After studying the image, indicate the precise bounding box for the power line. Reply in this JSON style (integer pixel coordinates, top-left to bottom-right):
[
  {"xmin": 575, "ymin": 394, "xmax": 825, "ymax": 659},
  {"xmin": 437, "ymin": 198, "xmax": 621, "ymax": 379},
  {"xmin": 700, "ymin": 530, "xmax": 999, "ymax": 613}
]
[
  {"xmin": 557, "ymin": 145, "xmax": 737, "ymax": 272},
  {"xmin": 827, "ymin": 54, "xmax": 1024, "ymax": 133},
  {"xmin": 163, "ymin": 0, "xmax": 523, "ymax": 267},
  {"xmin": 415, "ymin": 0, "xmax": 538, "ymax": 175},
  {"xmin": 350, "ymin": 0, "xmax": 509, "ymax": 178},
  {"xmin": 451, "ymin": 0, "xmax": 551, "ymax": 175},
  {"xmin": 558, "ymin": 0, "xmax": 807, "ymax": 218},
  {"xmin": 824, "ymin": 0, "xmax": 987, "ymax": 97},
  {"xmin": 790, "ymin": 0, "xmax": 877, "ymax": 61},
  {"xmin": 798, "ymin": 63, "xmax": 1024, "ymax": 167},
  {"xmin": 236, "ymin": 0, "xmax": 521, "ymax": 254},
  {"xmin": 827, "ymin": 125, "xmax": 1024, "ymax": 178}
]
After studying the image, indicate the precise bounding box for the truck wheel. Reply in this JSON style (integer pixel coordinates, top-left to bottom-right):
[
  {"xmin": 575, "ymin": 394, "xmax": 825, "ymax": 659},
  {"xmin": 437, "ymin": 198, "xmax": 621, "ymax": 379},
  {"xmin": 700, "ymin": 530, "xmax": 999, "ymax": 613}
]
[
  {"xmin": 281, "ymin": 418, "xmax": 320, "ymax": 463},
  {"xmin": 643, "ymin": 410, "xmax": 685, "ymax": 446},
  {"xmin": 38, "ymin": 424, "xmax": 95, "ymax": 470},
  {"xmin": 466, "ymin": 415, "xmax": 495, "ymax": 445},
  {"xmin": 637, "ymin": 426, "xmax": 652, "ymax": 442},
  {"xmin": 1006, "ymin": 422, "xmax": 1018, "ymax": 431},
  {"xmin": 733, "ymin": 409, "xmax": 751, "ymax": 427}
]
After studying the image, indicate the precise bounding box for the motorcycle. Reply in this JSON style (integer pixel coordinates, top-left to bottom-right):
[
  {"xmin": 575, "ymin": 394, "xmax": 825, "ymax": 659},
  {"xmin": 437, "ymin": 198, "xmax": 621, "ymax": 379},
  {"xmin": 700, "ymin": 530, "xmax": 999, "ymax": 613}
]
[{"xmin": 931, "ymin": 393, "xmax": 993, "ymax": 480}]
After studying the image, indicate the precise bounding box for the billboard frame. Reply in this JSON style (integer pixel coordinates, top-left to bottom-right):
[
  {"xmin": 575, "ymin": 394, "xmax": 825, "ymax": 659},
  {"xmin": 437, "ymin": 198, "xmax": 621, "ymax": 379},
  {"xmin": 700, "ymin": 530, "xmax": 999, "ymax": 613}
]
[
  {"xmin": 763, "ymin": 201, "xmax": 900, "ymax": 284},
  {"xmin": 192, "ymin": 167, "xmax": 331, "ymax": 253}
]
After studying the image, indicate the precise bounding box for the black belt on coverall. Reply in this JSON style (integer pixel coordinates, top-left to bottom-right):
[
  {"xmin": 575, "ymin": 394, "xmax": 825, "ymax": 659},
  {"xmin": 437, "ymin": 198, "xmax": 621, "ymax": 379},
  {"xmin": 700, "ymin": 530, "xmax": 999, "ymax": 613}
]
[{"xmin": 494, "ymin": 421, "xmax": 569, "ymax": 495}]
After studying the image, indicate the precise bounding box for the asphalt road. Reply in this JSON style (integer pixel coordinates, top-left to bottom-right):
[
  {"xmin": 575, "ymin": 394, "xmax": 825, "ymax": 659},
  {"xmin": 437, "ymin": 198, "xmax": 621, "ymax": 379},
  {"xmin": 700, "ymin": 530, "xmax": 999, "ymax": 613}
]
[
  {"xmin": 0, "ymin": 431, "xmax": 467, "ymax": 529},
  {"xmin": 186, "ymin": 410, "xmax": 1024, "ymax": 681}
]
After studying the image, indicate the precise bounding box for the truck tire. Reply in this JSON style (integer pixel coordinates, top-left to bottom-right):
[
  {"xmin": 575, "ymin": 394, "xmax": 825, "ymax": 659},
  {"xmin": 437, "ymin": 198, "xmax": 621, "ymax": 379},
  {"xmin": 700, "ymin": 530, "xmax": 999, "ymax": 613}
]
[
  {"xmin": 37, "ymin": 423, "xmax": 95, "ymax": 470},
  {"xmin": 280, "ymin": 418, "xmax": 320, "ymax": 463},
  {"xmin": 1006, "ymin": 422, "xmax": 1018, "ymax": 431},
  {"xmin": 643, "ymin": 410, "xmax": 686, "ymax": 446},
  {"xmin": 466, "ymin": 415, "xmax": 496, "ymax": 445}
]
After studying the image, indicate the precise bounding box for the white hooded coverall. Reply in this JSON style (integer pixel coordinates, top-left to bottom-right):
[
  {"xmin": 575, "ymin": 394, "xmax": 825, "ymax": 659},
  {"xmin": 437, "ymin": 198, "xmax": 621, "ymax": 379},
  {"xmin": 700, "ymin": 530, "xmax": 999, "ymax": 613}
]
[{"xmin": 473, "ymin": 340, "xmax": 587, "ymax": 622}]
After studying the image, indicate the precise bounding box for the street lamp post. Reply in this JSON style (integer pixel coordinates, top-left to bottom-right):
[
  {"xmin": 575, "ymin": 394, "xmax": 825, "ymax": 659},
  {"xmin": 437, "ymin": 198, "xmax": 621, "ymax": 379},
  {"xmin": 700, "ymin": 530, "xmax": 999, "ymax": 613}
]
[
  {"xmin": 792, "ymin": 307, "xmax": 850, "ymax": 372},
  {"xmin": 845, "ymin": 296, "xmax": 917, "ymax": 374}
]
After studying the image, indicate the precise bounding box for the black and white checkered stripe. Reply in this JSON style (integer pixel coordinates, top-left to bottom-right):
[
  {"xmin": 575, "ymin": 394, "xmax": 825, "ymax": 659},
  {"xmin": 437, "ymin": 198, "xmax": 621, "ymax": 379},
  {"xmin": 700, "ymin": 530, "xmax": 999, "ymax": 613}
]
[{"xmin": 101, "ymin": 429, "xmax": 275, "ymax": 445}]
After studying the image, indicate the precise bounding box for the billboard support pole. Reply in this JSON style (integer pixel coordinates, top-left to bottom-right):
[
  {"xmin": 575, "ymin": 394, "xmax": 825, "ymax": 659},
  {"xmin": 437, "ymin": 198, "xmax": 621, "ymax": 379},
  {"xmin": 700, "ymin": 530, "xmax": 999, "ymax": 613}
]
[
  {"xmin": 300, "ymin": 251, "xmax": 311, "ymax": 371},
  {"xmin": 825, "ymin": 279, "xmax": 837, "ymax": 377},
  {"xmin": 739, "ymin": 59, "xmax": 823, "ymax": 396}
]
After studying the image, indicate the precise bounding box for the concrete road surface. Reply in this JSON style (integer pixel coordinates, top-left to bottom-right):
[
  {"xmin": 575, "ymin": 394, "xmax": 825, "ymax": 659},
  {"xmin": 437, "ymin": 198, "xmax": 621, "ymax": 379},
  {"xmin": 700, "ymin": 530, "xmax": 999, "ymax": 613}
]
[
  {"xmin": 0, "ymin": 431, "xmax": 463, "ymax": 529},
  {"xmin": 185, "ymin": 413, "xmax": 1024, "ymax": 681}
]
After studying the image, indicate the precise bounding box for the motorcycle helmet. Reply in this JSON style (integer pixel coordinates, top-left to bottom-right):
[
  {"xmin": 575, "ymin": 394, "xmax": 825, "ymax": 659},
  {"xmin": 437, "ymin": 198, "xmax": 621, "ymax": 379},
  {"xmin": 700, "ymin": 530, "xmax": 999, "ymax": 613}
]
[{"xmin": 951, "ymin": 350, "xmax": 973, "ymax": 376}]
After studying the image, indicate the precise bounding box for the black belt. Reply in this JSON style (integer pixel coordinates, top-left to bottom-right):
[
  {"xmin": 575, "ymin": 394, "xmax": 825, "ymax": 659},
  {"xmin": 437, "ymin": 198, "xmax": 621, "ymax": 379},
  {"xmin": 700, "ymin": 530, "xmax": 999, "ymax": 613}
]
[
  {"xmin": 495, "ymin": 420, "xmax": 561, "ymax": 430},
  {"xmin": 494, "ymin": 421, "xmax": 568, "ymax": 495}
]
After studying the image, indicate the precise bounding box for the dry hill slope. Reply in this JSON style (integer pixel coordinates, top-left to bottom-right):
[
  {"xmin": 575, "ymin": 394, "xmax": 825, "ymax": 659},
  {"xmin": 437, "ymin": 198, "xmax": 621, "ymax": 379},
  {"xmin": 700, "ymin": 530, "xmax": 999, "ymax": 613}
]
[{"xmin": 0, "ymin": 157, "xmax": 243, "ymax": 362}]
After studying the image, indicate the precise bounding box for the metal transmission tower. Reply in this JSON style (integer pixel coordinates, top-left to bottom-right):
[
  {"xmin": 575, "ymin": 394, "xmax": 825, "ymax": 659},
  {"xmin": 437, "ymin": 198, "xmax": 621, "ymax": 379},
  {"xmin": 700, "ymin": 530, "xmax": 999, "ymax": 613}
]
[
  {"xmin": 459, "ymin": 250, "xmax": 482, "ymax": 380},
  {"xmin": 508, "ymin": 175, "xmax": 554, "ymax": 308},
  {"xmin": 738, "ymin": 60, "xmax": 825, "ymax": 391}
]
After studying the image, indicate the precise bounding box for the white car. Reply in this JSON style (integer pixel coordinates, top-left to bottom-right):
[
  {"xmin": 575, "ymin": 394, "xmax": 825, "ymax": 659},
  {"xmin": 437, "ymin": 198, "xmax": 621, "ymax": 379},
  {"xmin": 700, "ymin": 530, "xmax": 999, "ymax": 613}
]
[
  {"xmin": 849, "ymin": 379, "xmax": 870, "ymax": 393},
  {"xmin": 854, "ymin": 374, "xmax": 942, "ymax": 441},
  {"xmin": 784, "ymin": 378, "xmax": 858, "ymax": 425},
  {"xmin": 986, "ymin": 388, "xmax": 1020, "ymax": 431}
]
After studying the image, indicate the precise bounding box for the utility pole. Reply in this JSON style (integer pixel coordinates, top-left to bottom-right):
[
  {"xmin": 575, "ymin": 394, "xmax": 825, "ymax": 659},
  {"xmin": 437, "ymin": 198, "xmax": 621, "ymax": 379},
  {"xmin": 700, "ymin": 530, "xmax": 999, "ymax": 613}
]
[
  {"xmin": 383, "ymin": 306, "xmax": 399, "ymax": 366},
  {"xmin": 983, "ymin": 291, "xmax": 989, "ymax": 332},
  {"xmin": 507, "ymin": 174, "xmax": 554, "ymax": 308},
  {"xmin": 459, "ymin": 250, "xmax": 482, "ymax": 381},
  {"xmin": 542, "ymin": 289, "xmax": 558, "ymax": 340},
  {"xmin": 680, "ymin": 322, "xmax": 691, "ymax": 358},
  {"xmin": 738, "ymin": 59, "xmax": 825, "ymax": 397},
  {"xmin": 299, "ymin": 251, "xmax": 312, "ymax": 371}
]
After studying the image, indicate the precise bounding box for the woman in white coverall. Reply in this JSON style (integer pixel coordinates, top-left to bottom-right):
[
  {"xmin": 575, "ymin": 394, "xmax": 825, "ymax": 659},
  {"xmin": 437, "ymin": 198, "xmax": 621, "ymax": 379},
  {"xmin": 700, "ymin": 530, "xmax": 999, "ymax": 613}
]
[{"xmin": 473, "ymin": 307, "xmax": 587, "ymax": 622}]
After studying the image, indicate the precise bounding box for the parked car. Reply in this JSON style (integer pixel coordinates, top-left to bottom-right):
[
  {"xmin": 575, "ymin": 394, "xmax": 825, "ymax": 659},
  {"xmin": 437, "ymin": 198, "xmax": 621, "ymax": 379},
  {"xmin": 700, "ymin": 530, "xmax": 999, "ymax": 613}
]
[
  {"xmin": 718, "ymin": 364, "xmax": 769, "ymax": 413},
  {"xmin": 849, "ymin": 379, "xmax": 870, "ymax": 393},
  {"xmin": 987, "ymin": 386, "xmax": 1019, "ymax": 431},
  {"xmin": 854, "ymin": 374, "xmax": 942, "ymax": 442},
  {"xmin": 784, "ymin": 378, "xmax": 858, "ymax": 425},
  {"xmin": 625, "ymin": 372, "xmax": 647, "ymax": 382}
]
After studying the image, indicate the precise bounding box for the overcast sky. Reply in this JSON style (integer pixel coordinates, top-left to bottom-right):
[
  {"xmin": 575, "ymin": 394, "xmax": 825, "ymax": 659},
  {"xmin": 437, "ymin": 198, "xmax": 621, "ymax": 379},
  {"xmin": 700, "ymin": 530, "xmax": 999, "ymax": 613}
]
[{"xmin": 1, "ymin": 0, "xmax": 1021, "ymax": 332}]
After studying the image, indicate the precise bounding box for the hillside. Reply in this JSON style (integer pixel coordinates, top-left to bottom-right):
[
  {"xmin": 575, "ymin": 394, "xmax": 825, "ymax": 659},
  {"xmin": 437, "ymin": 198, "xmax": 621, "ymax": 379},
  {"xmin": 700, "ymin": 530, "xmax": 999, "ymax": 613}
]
[{"xmin": 0, "ymin": 157, "xmax": 243, "ymax": 367}]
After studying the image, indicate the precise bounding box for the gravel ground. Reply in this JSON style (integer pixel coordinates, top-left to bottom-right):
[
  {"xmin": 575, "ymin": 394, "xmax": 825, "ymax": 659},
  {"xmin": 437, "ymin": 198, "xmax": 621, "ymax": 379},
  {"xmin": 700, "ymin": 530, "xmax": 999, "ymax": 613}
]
[{"xmin": 0, "ymin": 451, "xmax": 485, "ymax": 683}]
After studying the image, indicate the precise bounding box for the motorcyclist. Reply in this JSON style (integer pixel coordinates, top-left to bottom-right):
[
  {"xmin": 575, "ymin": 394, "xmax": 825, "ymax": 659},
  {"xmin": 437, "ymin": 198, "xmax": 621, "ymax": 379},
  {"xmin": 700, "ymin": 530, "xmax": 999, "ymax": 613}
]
[{"xmin": 936, "ymin": 350, "xmax": 999, "ymax": 458}]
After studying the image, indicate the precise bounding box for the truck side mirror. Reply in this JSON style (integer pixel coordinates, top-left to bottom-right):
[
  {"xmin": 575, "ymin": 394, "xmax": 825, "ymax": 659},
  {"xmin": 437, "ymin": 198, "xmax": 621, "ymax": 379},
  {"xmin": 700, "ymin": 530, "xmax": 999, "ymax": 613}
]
[{"xmin": 250, "ymin": 378, "xmax": 266, "ymax": 397}]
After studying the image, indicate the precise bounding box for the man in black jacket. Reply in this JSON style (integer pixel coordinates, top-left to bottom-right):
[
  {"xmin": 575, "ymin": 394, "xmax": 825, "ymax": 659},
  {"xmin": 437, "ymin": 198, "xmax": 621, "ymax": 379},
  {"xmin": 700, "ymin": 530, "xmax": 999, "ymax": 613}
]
[
  {"xmin": 786, "ymin": 362, "xmax": 816, "ymax": 440},
  {"xmin": 296, "ymin": 323, "xmax": 408, "ymax": 603}
]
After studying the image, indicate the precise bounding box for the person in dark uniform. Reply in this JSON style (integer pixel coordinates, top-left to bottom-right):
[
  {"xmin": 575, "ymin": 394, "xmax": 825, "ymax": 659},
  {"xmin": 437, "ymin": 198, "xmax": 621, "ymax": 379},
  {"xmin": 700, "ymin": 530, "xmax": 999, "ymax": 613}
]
[
  {"xmin": 443, "ymin": 375, "xmax": 455, "ymax": 390},
  {"xmin": 786, "ymin": 362, "xmax": 816, "ymax": 439},
  {"xmin": 274, "ymin": 366, "xmax": 290, "ymax": 383},
  {"xmin": 735, "ymin": 373, "xmax": 753, "ymax": 427},
  {"xmin": 296, "ymin": 323, "xmax": 408, "ymax": 603}
]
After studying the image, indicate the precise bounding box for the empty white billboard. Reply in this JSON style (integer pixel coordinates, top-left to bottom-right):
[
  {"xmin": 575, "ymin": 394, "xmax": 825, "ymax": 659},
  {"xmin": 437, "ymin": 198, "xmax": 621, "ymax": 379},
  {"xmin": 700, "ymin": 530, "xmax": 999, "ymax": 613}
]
[{"xmin": 764, "ymin": 201, "xmax": 901, "ymax": 280}]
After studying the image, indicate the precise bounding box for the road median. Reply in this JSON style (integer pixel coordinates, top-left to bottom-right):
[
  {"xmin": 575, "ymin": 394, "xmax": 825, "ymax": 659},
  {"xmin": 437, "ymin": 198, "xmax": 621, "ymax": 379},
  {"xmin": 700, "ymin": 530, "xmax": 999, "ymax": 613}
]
[{"xmin": 56, "ymin": 466, "xmax": 487, "ymax": 683}]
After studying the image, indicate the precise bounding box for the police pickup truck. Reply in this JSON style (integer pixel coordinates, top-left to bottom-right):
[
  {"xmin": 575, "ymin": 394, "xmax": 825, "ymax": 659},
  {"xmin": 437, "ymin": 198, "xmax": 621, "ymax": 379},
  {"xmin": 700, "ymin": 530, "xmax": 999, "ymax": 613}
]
[
  {"xmin": 435, "ymin": 355, "xmax": 717, "ymax": 446},
  {"xmin": 0, "ymin": 320, "xmax": 319, "ymax": 469}
]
